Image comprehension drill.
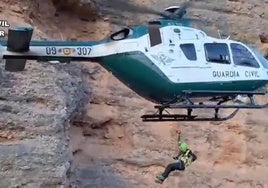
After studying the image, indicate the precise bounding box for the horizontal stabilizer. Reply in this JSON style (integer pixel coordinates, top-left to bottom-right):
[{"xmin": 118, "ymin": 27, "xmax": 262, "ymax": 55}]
[
  {"xmin": 7, "ymin": 27, "xmax": 33, "ymax": 52},
  {"xmin": 5, "ymin": 59, "xmax": 27, "ymax": 72}
]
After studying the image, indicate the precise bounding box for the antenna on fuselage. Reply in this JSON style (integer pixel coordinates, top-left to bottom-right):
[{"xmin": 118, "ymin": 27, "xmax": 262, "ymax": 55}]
[
  {"xmin": 217, "ymin": 29, "xmax": 222, "ymax": 39},
  {"xmin": 218, "ymin": 29, "xmax": 231, "ymax": 40}
]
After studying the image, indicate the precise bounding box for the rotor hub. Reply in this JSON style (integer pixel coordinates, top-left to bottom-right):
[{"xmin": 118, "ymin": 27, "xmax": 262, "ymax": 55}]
[{"xmin": 162, "ymin": 5, "xmax": 188, "ymax": 19}]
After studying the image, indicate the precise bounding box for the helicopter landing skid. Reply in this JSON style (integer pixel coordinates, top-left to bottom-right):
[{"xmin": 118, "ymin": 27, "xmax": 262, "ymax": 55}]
[
  {"xmin": 141, "ymin": 90, "xmax": 268, "ymax": 122},
  {"xmin": 141, "ymin": 107, "xmax": 240, "ymax": 122}
]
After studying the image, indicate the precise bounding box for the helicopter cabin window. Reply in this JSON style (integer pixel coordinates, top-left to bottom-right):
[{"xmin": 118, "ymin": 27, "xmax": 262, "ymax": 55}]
[
  {"xmin": 148, "ymin": 22, "xmax": 162, "ymax": 47},
  {"xmin": 204, "ymin": 43, "xmax": 230, "ymax": 64},
  {"xmin": 230, "ymin": 43, "xmax": 260, "ymax": 68},
  {"xmin": 180, "ymin": 44, "xmax": 197, "ymax": 61}
]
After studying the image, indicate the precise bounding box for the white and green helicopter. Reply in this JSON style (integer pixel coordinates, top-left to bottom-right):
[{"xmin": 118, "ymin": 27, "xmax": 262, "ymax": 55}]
[{"xmin": 1, "ymin": 2, "xmax": 268, "ymax": 121}]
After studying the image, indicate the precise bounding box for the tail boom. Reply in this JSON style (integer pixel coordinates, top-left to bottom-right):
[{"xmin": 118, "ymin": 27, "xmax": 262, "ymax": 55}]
[
  {"xmin": 0, "ymin": 27, "xmax": 113, "ymax": 71},
  {"xmin": 1, "ymin": 45, "xmax": 99, "ymax": 61}
]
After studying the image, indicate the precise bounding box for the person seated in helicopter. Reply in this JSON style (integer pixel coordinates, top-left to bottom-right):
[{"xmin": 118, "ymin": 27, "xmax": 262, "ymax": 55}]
[{"xmin": 155, "ymin": 129, "xmax": 197, "ymax": 184}]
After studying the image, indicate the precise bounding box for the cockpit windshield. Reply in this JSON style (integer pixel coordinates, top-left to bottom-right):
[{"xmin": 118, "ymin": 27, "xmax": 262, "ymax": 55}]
[{"xmin": 248, "ymin": 46, "xmax": 268, "ymax": 69}]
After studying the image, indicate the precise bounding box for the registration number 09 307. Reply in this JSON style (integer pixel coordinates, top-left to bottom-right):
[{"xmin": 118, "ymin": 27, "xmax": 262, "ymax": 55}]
[{"xmin": 45, "ymin": 47, "xmax": 92, "ymax": 56}]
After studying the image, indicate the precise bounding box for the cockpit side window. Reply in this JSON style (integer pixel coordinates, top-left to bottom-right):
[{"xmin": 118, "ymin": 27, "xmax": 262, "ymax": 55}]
[
  {"xmin": 148, "ymin": 22, "xmax": 162, "ymax": 47},
  {"xmin": 231, "ymin": 43, "xmax": 260, "ymax": 68},
  {"xmin": 204, "ymin": 43, "xmax": 231, "ymax": 64},
  {"xmin": 180, "ymin": 44, "xmax": 197, "ymax": 61}
]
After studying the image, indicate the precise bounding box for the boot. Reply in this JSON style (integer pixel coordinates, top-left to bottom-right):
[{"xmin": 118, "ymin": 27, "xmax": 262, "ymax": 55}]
[{"xmin": 155, "ymin": 175, "xmax": 165, "ymax": 184}]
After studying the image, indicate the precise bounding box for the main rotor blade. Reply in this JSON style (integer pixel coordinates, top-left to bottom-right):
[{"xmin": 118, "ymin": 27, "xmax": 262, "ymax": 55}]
[
  {"xmin": 97, "ymin": 0, "xmax": 162, "ymax": 16},
  {"xmin": 173, "ymin": 1, "xmax": 192, "ymax": 18}
]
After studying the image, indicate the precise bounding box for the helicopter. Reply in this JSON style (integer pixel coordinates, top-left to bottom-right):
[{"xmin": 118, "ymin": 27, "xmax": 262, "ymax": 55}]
[{"xmin": 0, "ymin": 2, "xmax": 268, "ymax": 122}]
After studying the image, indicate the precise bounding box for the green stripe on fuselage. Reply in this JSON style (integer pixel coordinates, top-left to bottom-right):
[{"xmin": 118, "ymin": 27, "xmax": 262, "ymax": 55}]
[
  {"xmin": 99, "ymin": 52, "xmax": 174, "ymax": 103},
  {"xmin": 98, "ymin": 52, "xmax": 268, "ymax": 104},
  {"xmin": 0, "ymin": 40, "xmax": 100, "ymax": 46}
]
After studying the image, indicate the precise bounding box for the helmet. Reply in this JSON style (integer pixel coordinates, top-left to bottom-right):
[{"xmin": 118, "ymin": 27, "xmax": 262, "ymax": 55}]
[{"xmin": 179, "ymin": 141, "xmax": 189, "ymax": 152}]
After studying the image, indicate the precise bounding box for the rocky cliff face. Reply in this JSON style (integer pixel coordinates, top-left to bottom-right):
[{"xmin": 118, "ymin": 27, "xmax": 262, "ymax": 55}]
[
  {"xmin": 0, "ymin": 61, "xmax": 90, "ymax": 187},
  {"xmin": 0, "ymin": 0, "xmax": 268, "ymax": 188}
]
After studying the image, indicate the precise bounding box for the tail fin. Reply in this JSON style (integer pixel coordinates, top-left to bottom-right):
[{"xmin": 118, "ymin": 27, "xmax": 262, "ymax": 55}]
[
  {"xmin": 5, "ymin": 59, "xmax": 28, "ymax": 72},
  {"xmin": 3, "ymin": 27, "xmax": 33, "ymax": 71}
]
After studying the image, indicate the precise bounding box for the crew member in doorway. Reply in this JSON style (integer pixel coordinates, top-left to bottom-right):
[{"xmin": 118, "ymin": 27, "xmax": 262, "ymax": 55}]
[{"xmin": 155, "ymin": 129, "xmax": 197, "ymax": 184}]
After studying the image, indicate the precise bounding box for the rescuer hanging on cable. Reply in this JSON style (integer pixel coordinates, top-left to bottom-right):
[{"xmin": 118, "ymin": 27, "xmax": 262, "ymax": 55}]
[{"xmin": 155, "ymin": 129, "xmax": 197, "ymax": 184}]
